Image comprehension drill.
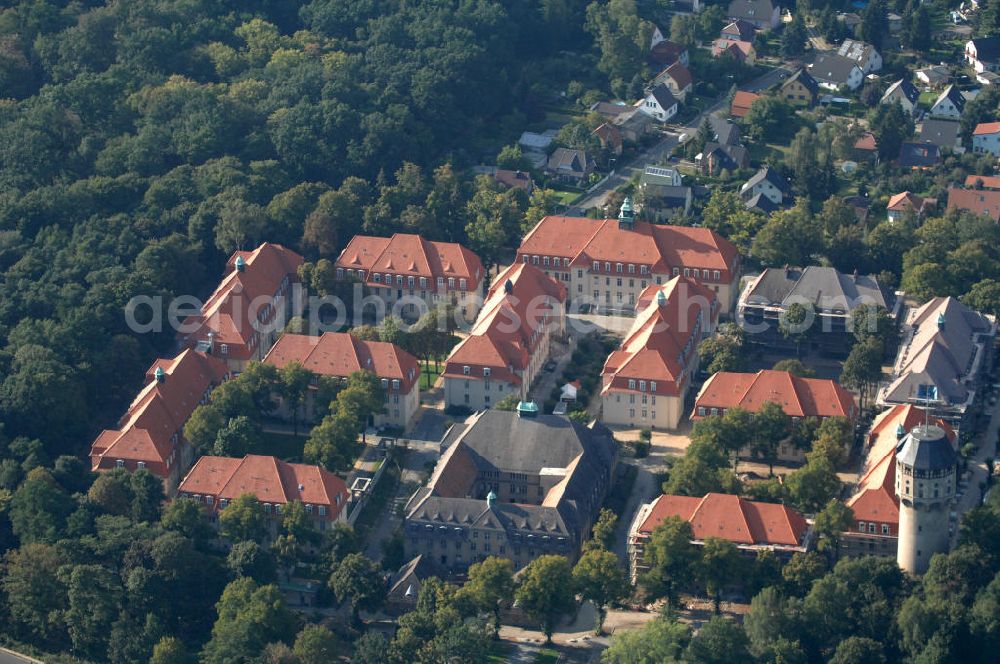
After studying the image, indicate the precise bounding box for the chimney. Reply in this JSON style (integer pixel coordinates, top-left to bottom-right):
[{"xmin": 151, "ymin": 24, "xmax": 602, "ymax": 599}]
[{"xmin": 154, "ymin": 367, "xmax": 166, "ymax": 384}]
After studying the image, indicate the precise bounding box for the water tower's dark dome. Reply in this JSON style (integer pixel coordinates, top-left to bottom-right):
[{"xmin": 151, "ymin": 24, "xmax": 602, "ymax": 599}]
[{"xmin": 896, "ymin": 425, "xmax": 958, "ymax": 472}]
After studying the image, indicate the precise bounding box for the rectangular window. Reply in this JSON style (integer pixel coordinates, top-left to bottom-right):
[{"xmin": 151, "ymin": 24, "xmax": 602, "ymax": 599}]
[
  {"xmin": 639, "ymin": 380, "xmax": 646, "ymax": 391},
  {"xmin": 448, "ymin": 277, "xmax": 455, "ymax": 288},
  {"xmin": 483, "ymin": 368, "xmax": 491, "ymax": 377},
  {"xmin": 683, "ymin": 268, "xmax": 690, "ymax": 277},
  {"xmin": 419, "ymin": 277, "xmax": 427, "ymax": 288},
  {"xmin": 264, "ymin": 503, "xmax": 271, "ymax": 514},
  {"xmin": 605, "ymin": 262, "xmax": 611, "ymax": 272},
  {"xmin": 640, "ymin": 265, "xmax": 648, "ymax": 275},
  {"xmin": 881, "ymin": 524, "xmax": 890, "ymax": 535},
  {"xmin": 116, "ymin": 459, "xmax": 125, "ymax": 468},
  {"xmin": 381, "ymin": 378, "xmax": 389, "ymax": 389},
  {"xmin": 672, "ymin": 267, "xmax": 679, "ymax": 276},
  {"xmin": 650, "ymin": 381, "xmax": 657, "ymax": 392},
  {"xmin": 628, "ymin": 264, "xmax": 635, "ymax": 274},
  {"xmin": 463, "ymin": 365, "xmax": 470, "ymax": 375},
  {"xmin": 543, "ymin": 257, "xmax": 550, "ymax": 266},
  {"xmin": 616, "ymin": 263, "xmax": 623, "ymax": 273},
  {"xmin": 628, "ymin": 379, "xmax": 636, "ymax": 389},
  {"xmin": 858, "ymin": 522, "xmax": 866, "ymax": 533},
  {"xmin": 137, "ymin": 461, "xmax": 146, "ymax": 469},
  {"xmin": 532, "ymin": 255, "xmax": 539, "ymax": 265},
  {"xmin": 698, "ymin": 406, "xmax": 707, "ymax": 416},
  {"xmin": 460, "ymin": 279, "xmax": 467, "ymax": 290},
  {"xmin": 392, "ymin": 379, "xmax": 400, "ymax": 390},
  {"xmin": 319, "ymin": 505, "xmax": 327, "ymax": 516}
]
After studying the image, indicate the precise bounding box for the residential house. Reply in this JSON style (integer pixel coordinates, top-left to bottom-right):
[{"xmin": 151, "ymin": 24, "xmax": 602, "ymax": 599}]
[
  {"xmin": 333, "ymin": 233, "xmax": 485, "ymax": 322},
  {"xmin": 978, "ymin": 70, "xmax": 1000, "ymax": 86},
  {"xmin": 629, "ymin": 493, "xmax": 810, "ymax": 581},
  {"xmin": 517, "ymin": 204, "xmax": 742, "ymax": 313},
  {"xmin": 177, "ymin": 454, "xmax": 350, "ymax": 535},
  {"xmin": 614, "ymin": 108, "xmax": 657, "ymax": 142},
  {"xmin": 712, "ymin": 39, "xmax": 756, "ymax": 64},
  {"xmin": 650, "ymin": 25, "xmax": 667, "ymax": 50},
  {"xmin": 840, "ymin": 405, "xmax": 955, "ymax": 560},
  {"xmin": 720, "ymin": 19, "xmax": 757, "ymax": 42},
  {"xmin": 640, "ymin": 164, "xmax": 683, "ymax": 187},
  {"xmin": 966, "ymin": 36, "xmax": 1000, "ymax": 73},
  {"xmin": 780, "ymin": 69, "xmax": 820, "ymax": 107},
  {"xmin": 745, "ymin": 192, "xmax": 779, "ymax": 214},
  {"xmin": 546, "ymin": 148, "xmax": 597, "ymax": 186},
  {"xmin": 916, "ymin": 65, "xmax": 950, "ymax": 89},
  {"xmin": 947, "ymin": 186, "xmax": 1000, "ymax": 221},
  {"xmin": 89, "ymin": 349, "xmax": 230, "ymax": 496},
  {"xmin": 403, "ymin": 408, "xmax": 619, "ymax": 571},
  {"xmin": 730, "ymin": 90, "xmax": 760, "ymax": 118},
  {"xmin": 494, "ymin": 169, "xmax": 534, "ymax": 193},
  {"xmin": 693, "ymin": 370, "xmax": 857, "ymax": 463},
  {"xmin": 179, "ymin": 243, "xmax": 304, "ymax": 372},
  {"xmin": 973, "ymin": 121, "xmax": 1000, "ymax": 156},
  {"xmin": 844, "ymin": 194, "xmax": 871, "ymax": 225},
  {"xmin": 877, "ymin": 297, "xmax": 996, "ymax": 428},
  {"xmin": 701, "ymin": 143, "xmax": 750, "ymax": 175},
  {"xmin": 639, "ymin": 84, "xmax": 680, "ymax": 123},
  {"xmin": 709, "ymin": 116, "xmax": 741, "ymax": 146},
  {"xmin": 898, "ymin": 142, "xmax": 940, "ymax": 169},
  {"xmin": 739, "ymin": 166, "xmax": 792, "ymax": 205},
  {"xmin": 886, "ymin": 191, "xmax": 935, "ymax": 222},
  {"xmin": 518, "ymin": 130, "xmax": 557, "ymax": 168},
  {"xmin": 880, "ymin": 79, "xmax": 920, "ymax": 115},
  {"xmin": 929, "ymin": 85, "xmax": 965, "ymax": 119},
  {"xmin": 263, "ymin": 332, "xmax": 420, "ymax": 430},
  {"xmin": 839, "ymin": 12, "xmax": 863, "ymax": 32},
  {"xmin": 443, "ymin": 262, "xmax": 566, "ymax": 411},
  {"xmin": 810, "ymin": 54, "xmax": 864, "ymax": 91},
  {"xmin": 637, "ymin": 184, "xmax": 694, "ymax": 222},
  {"xmin": 386, "ymin": 555, "xmax": 437, "ymax": 614},
  {"xmin": 919, "ymin": 119, "xmax": 964, "ymax": 154},
  {"xmin": 737, "ymin": 266, "xmax": 893, "ymax": 354},
  {"xmin": 888, "ymin": 12, "xmax": 903, "ymax": 32},
  {"xmin": 651, "ymin": 62, "xmax": 693, "ymax": 102},
  {"xmin": 649, "ymin": 40, "xmax": 689, "ymax": 68},
  {"xmin": 837, "ymin": 39, "xmax": 883, "ymax": 74},
  {"xmin": 853, "ymin": 132, "xmax": 878, "ymax": 161},
  {"xmin": 590, "ymin": 101, "xmax": 632, "ymax": 122},
  {"xmin": 964, "ymin": 174, "xmax": 1000, "ymax": 190},
  {"xmin": 727, "ymin": 0, "xmax": 781, "ymax": 30},
  {"xmin": 601, "ymin": 277, "xmax": 719, "ymax": 430},
  {"xmin": 592, "ymin": 123, "xmax": 623, "ymax": 157}
]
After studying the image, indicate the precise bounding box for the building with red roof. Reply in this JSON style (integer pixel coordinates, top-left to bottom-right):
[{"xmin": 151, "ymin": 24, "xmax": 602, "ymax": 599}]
[
  {"xmin": 516, "ymin": 204, "xmax": 741, "ymax": 314},
  {"xmin": 179, "ymin": 243, "xmax": 304, "ymax": 372},
  {"xmin": 90, "ymin": 349, "xmax": 230, "ymax": 495},
  {"xmin": 947, "ymin": 186, "xmax": 1000, "ymax": 222},
  {"xmin": 973, "ymin": 121, "xmax": 1000, "ymax": 156},
  {"xmin": 651, "ymin": 62, "xmax": 694, "ymax": 101},
  {"xmin": 443, "ymin": 262, "xmax": 566, "ymax": 410},
  {"xmin": 730, "ymin": 90, "xmax": 760, "ymax": 118},
  {"xmin": 628, "ymin": 492, "xmax": 811, "ymax": 581},
  {"xmin": 887, "ymin": 191, "xmax": 935, "ymax": 223},
  {"xmin": 333, "ymin": 233, "xmax": 484, "ymax": 323},
  {"xmin": 601, "ymin": 277, "xmax": 719, "ymax": 430},
  {"xmin": 693, "ymin": 369, "xmax": 857, "ymax": 463},
  {"xmin": 840, "ymin": 404, "xmax": 955, "ymax": 559},
  {"xmin": 178, "ymin": 454, "xmax": 350, "ymax": 534},
  {"xmin": 964, "ymin": 174, "xmax": 1000, "ymax": 190},
  {"xmin": 264, "ymin": 332, "xmax": 420, "ymax": 430}
]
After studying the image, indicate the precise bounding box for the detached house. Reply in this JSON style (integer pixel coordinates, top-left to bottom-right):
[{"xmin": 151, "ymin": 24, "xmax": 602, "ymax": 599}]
[
  {"xmin": 720, "ymin": 19, "xmax": 757, "ymax": 42},
  {"xmin": 964, "ymin": 174, "xmax": 1000, "ymax": 190},
  {"xmin": 546, "ymin": 148, "xmax": 596, "ymax": 185},
  {"xmin": 886, "ymin": 191, "xmax": 935, "ymax": 222},
  {"xmin": 639, "ymin": 84, "xmax": 680, "ymax": 122},
  {"xmin": 264, "ymin": 332, "xmax": 420, "ymax": 430},
  {"xmin": 649, "ymin": 40, "xmax": 689, "ymax": 68},
  {"xmin": 947, "ymin": 186, "xmax": 1000, "ymax": 221},
  {"xmin": 918, "ymin": 119, "xmax": 963, "ymax": 154},
  {"xmin": 837, "ymin": 39, "xmax": 883, "ymax": 74},
  {"xmin": 179, "ymin": 243, "xmax": 304, "ymax": 372},
  {"xmin": 730, "ymin": 90, "xmax": 760, "ymax": 118},
  {"xmin": 90, "ymin": 349, "xmax": 230, "ymax": 496},
  {"xmin": 443, "ymin": 263, "xmax": 566, "ymax": 411},
  {"xmin": 601, "ymin": 278, "xmax": 719, "ymax": 430},
  {"xmin": 651, "ymin": 62, "xmax": 693, "ymax": 102},
  {"xmin": 973, "ymin": 121, "xmax": 1000, "ymax": 156},
  {"xmin": 898, "ymin": 142, "xmax": 940, "ymax": 169},
  {"xmin": 810, "ymin": 54, "xmax": 864, "ymax": 91},
  {"xmin": 929, "ymin": 85, "xmax": 965, "ymax": 120},
  {"xmin": 739, "ymin": 166, "xmax": 792, "ymax": 206},
  {"xmin": 178, "ymin": 454, "xmax": 350, "ymax": 534},
  {"xmin": 916, "ymin": 65, "xmax": 950, "ymax": 89},
  {"xmin": 880, "ymin": 79, "xmax": 919, "ymax": 115},
  {"xmin": 780, "ymin": 69, "xmax": 820, "ymax": 107},
  {"xmin": 727, "ymin": 0, "xmax": 781, "ymax": 30},
  {"xmin": 713, "ymin": 39, "xmax": 756, "ymax": 64},
  {"xmin": 966, "ymin": 36, "xmax": 1000, "ymax": 73}
]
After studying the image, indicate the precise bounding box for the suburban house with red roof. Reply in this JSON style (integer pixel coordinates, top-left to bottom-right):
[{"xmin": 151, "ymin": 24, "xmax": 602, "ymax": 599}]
[
  {"xmin": 178, "ymin": 454, "xmax": 350, "ymax": 534},
  {"xmin": 601, "ymin": 277, "xmax": 719, "ymax": 430},
  {"xmin": 947, "ymin": 186, "xmax": 1000, "ymax": 222},
  {"xmin": 693, "ymin": 369, "xmax": 857, "ymax": 463},
  {"xmin": 964, "ymin": 174, "xmax": 1000, "ymax": 190},
  {"xmin": 516, "ymin": 202, "xmax": 741, "ymax": 315},
  {"xmin": 840, "ymin": 404, "xmax": 955, "ymax": 559},
  {"xmin": 651, "ymin": 62, "xmax": 693, "ymax": 102},
  {"xmin": 264, "ymin": 332, "xmax": 420, "ymax": 430},
  {"xmin": 443, "ymin": 263, "xmax": 566, "ymax": 411},
  {"xmin": 628, "ymin": 492, "xmax": 811, "ymax": 581},
  {"xmin": 887, "ymin": 191, "xmax": 935, "ymax": 223},
  {"xmin": 179, "ymin": 242, "xmax": 304, "ymax": 372},
  {"xmin": 973, "ymin": 121, "xmax": 1000, "ymax": 156},
  {"xmin": 90, "ymin": 349, "xmax": 230, "ymax": 495},
  {"xmin": 333, "ymin": 233, "xmax": 484, "ymax": 323},
  {"xmin": 730, "ymin": 90, "xmax": 760, "ymax": 118}
]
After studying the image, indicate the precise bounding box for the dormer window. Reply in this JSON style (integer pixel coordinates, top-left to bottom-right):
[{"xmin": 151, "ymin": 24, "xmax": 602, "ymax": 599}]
[
  {"xmin": 651, "ymin": 381, "xmax": 657, "ymax": 392},
  {"xmin": 374, "ymin": 273, "xmax": 381, "ymax": 283},
  {"xmin": 392, "ymin": 379, "xmax": 400, "ymax": 390},
  {"xmin": 419, "ymin": 277, "xmax": 427, "ymax": 288},
  {"xmin": 463, "ymin": 365, "xmax": 470, "ymax": 375},
  {"xmin": 448, "ymin": 277, "xmax": 455, "ymax": 288},
  {"xmin": 483, "ymin": 368, "xmax": 491, "ymax": 377},
  {"xmin": 628, "ymin": 379, "xmax": 636, "ymax": 389},
  {"xmin": 460, "ymin": 279, "xmax": 467, "ymax": 290},
  {"xmin": 593, "ymin": 261, "xmax": 600, "ymax": 272},
  {"xmin": 523, "ymin": 255, "xmax": 529, "ymax": 263},
  {"xmin": 605, "ymin": 262, "xmax": 611, "ymax": 272},
  {"xmin": 137, "ymin": 461, "xmax": 146, "ymax": 470},
  {"xmin": 381, "ymin": 378, "xmax": 389, "ymax": 389},
  {"xmin": 116, "ymin": 460, "xmax": 125, "ymax": 468},
  {"xmin": 616, "ymin": 263, "xmax": 623, "ymax": 273}
]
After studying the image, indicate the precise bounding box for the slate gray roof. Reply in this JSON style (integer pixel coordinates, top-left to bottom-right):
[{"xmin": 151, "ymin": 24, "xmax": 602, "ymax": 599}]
[
  {"xmin": 837, "ymin": 39, "xmax": 879, "ymax": 65},
  {"xmin": 744, "ymin": 266, "xmax": 890, "ymax": 314},
  {"xmin": 783, "ymin": 68, "xmax": 820, "ymax": 95},
  {"xmin": 898, "ymin": 142, "xmax": 940, "ymax": 168},
  {"xmin": 709, "ymin": 115, "xmax": 741, "ymax": 146},
  {"xmin": 546, "ymin": 148, "xmax": 593, "ymax": 176},
  {"xmin": 971, "ymin": 36, "xmax": 1000, "ymax": 62},
  {"xmin": 881, "ymin": 79, "xmax": 919, "ymax": 106},
  {"xmin": 919, "ymin": 119, "xmax": 961, "ymax": 150},
  {"xmin": 388, "ymin": 555, "xmax": 436, "ymax": 600},
  {"xmin": 642, "ymin": 184, "xmax": 692, "ymax": 205},
  {"xmin": 722, "ymin": 19, "xmax": 756, "ymax": 41},
  {"xmin": 649, "ymin": 84, "xmax": 679, "ymax": 111},
  {"xmin": 704, "ymin": 142, "xmax": 749, "ymax": 170},
  {"xmin": 727, "ymin": 0, "xmax": 777, "ymax": 22},
  {"xmin": 934, "ymin": 85, "xmax": 966, "ymax": 114},
  {"xmin": 741, "ymin": 166, "xmax": 791, "ymax": 196},
  {"xmin": 810, "ymin": 54, "xmax": 860, "ymax": 85},
  {"xmin": 896, "ymin": 425, "xmax": 958, "ymax": 472},
  {"xmin": 745, "ymin": 191, "xmax": 778, "ymax": 213}
]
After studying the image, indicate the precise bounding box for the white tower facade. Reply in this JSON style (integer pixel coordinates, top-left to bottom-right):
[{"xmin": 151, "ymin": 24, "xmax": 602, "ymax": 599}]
[{"xmin": 895, "ymin": 425, "xmax": 958, "ymax": 574}]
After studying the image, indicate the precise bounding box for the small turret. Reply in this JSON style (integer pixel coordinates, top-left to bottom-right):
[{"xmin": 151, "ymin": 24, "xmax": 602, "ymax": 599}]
[
  {"xmin": 937, "ymin": 312, "xmax": 946, "ymax": 330},
  {"xmin": 504, "ymin": 279, "xmax": 514, "ymax": 294},
  {"xmin": 154, "ymin": 367, "xmax": 166, "ymax": 384},
  {"xmin": 235, "ymin": 255, "xmax": 246, "ymax": 273},
  {"xmin": 516, "ymin": 401, "xmax": 539, "ymax": 418},
  {"xmin": 486, "ymin": 490, "xmax": 497, "ymax": 509},
  {"xmin": 656, "ymin": 289, "xmax": 667, "ymax": 306},
  {"xmin": 896, "ymin": 423, "xmax": 906, "ymax": 439},
  {"xmin": 618, "ymin": 196, "xmax": 635, "ymax": 231}
]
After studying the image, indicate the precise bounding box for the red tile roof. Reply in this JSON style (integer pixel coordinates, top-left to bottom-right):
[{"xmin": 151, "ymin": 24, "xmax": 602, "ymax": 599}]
[
  {"xmin": 650, "ymin": 40, "xmax": 687, "ymax": 66},
  {"xmin": 637, "ymin": 493, "xmax": 809, "ymax": 547},
  {"xmin": 443, "ymin": 263, "xmax": 566, "ymax": 383},
  {"xmin": 90, "ymin": 349, "xmax": 230, "ymax": 475},
  {"xmin": 887, "ymin": 191, "xmax": 926, "ymax": 212},
  {"xmin": 974, "ymin": 121, "xmax": 1000, "ymax": 135},
  {"xmin": 178, "ymin": 454, "xmax": 349, "ymax": 519},
  {"xmin": 730, "ymin": 91, "xmax": 760, "ymax": 118},
  {"xmin": 602, "ymin": 277, "xmax": 717, "ymax": 397},
  {"xmin": 947, "ymin": 187, "xmax": 1000, "ymax": 222},
  {"xmin": 854, "ymin": 132, "xmax": 877, "ymax": 151},
  {"xmin": 664, "ymin": 62, "xmax": 693, "ymax": 90},
  {"xmin": 847, "ymin": 404, "xmax": 955, "ymax": 528},
  {"xmin": 693, "ymin": 370, "xmax": 856, "ymax": 419},
  {"xmin": 964, "ymin": 175, "xmax": 1000, "ymax": 190},
  {"xmin": 264, "ymin": 332, "xmax": 420, "ymax": 392},
  {"xmin": 335, "ymin": 233, "xmax": 483, "ymax": 291},
  {"xmin": 518, "ymin": 216, "xmax": 740, "ymax": 281},
  {"xmin": 494, "ymin": 169, "xmax": 533, "ymax": 191},
  {"xmin": 180, "ymin": 243, "xmax": 303, "ymax": 359}
]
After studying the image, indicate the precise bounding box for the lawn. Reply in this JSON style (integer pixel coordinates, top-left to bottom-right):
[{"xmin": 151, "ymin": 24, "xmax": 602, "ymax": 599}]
[
  {"xmin": 259, "ymin": 430, "xmax": 307, "ymax": 461},
  {"xmin": 486, "ymin": 641, "xmax": 513, "ymax": 663},
  {"xmin": 534, "ymin": 648, "xmax": 561, "ymax": 664},
  {"xmin": 918, "ymin": 90, "xmax": 938, "ymax": 108},
  {"xmin": 550, "ymin": 186, "xmax": 582, "ymax": 205},
  {"xmin": 419, "ymin": 362, "xmax": 443, "ymax": 389}
]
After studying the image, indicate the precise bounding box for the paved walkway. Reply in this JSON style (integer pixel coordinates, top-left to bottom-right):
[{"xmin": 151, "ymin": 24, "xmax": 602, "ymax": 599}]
[{"xmin": 950, "ymin": 397, "xmax": 1000, "ymax": 546}]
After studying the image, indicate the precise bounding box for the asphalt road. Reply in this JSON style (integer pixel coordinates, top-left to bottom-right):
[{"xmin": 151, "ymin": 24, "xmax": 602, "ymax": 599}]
[
  {"xmin": 567, "ymin": 62, "xmax": 796, "ymax": 215},
  {"xmin": 0, "ymin": 649, "xmax": 40, "ymax": 664}
]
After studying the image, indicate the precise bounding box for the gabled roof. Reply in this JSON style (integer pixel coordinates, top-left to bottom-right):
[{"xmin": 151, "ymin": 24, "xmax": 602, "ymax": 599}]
[
  {"xmin": 648, "ymin": 84, "xmax": 679, "ymax": 110},
  {"xmin": 837, "ymin": 39, "xmax": 879, "ymax": 64},
  {"xmin": 970, "ymin": 36, "xmax": 1000, "ymax": 62},
  {"xmin": 602, "ymin": 277, "xmax": 718, "ymax": 396},
  {"xmin": 637, "ymin": 493, "xmax": 809, "ymax": 547},
  {"xmin": 694, "ymin": 369, "xmax": 856, "ymax": 419},
  {"xmin": 741, "ymin": 166, "xmax": 792, "ymax": 196},
  {"xmin": 964, "ymin": 175, "xmax": 1000, "ymax": 190},
  {"xmin": 649, "ymin": 40, "xmax": 687, "ymax": 66},
  {"xmin": 743, "ymin": 266, "xmax": 889, "ymax": 313},
  {"xmin": 178, "ymin": 454, "xmax": 349, "ymax": 516},
  {"xmin": 547, "ymin": 147, "xmax": 593, "ymax": 175},
  {"xmin": 731, "ymin": 90, "xmax": 760, "ymax": 117},
  {"xmin": 854, "ymin": 132, "xmax": 877, "ymax": 152},
  {"xmin": 974, "ymin": 121, "xmax": 1000, "ymax": 135},
  {"xmin": 947, "ymin": 187, "xmax": 1000, "ymax": 221},
  {"xmin": 887, "ymin": 191, "xmax": 926, "ymax": 212},
  {"xmin": 745, "ymin": 192, "xmax": 778, "ymax": 214},
  {"xmin": 494, "ymin": 169, "xmax": 534, "ymax": 191},
  {"xmin": 722, "ymin": 19, "xmax": 756, "ymax": 41},
  {"xmin": 782, "ymin": 68, "xmax": 820, "ymax": 96},
  {"xmin": 703, "ymin": 142, "xmax": 749, "ymax": 170},
  {"xmin": 592, "ymin": 123, "xmax": 623, "ymax": 151},
  {"xmin": 919, "ymin": 119, "xmax": 961, "ymax": 149},
  {"xmin": 335, "ymin": 233, "xmax": 483, "ymax": 286},
  {"xmin": 933, "ymin": 85, "xmax": 966, "ymax": 114},
  {"xmin": 90, "ymin": 349, "xmax": 229, "ymax": 471},
  {"xmin": 264, "ymin": 332, "xmax": 420, "ymax": 392},
  {"xmin": 810, "ymin": 54, "xmax": 862, "ymax": 85},
  {"xmin": 709, "ymin": 116, "xmax": 740, "ymax": 146},
  {"xmin": 727, "ymin": 0, "xmax": 777, "ymax": 22},
  {"xmin": 898, "ymin": 142, "xmax": 940, "ymax": 168},
  {"xmin": 881, "ymin": 79, "xmax": 919, "ymax": 106},
  {"xmin": 444, "ymin": 262, "xmax": 566, "ymax": 381},
  {"xmin": 663, "ymin": 62, "xmax": 693, "ymax": 90}
]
